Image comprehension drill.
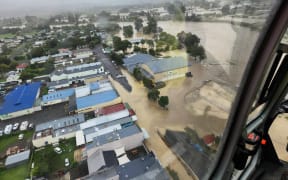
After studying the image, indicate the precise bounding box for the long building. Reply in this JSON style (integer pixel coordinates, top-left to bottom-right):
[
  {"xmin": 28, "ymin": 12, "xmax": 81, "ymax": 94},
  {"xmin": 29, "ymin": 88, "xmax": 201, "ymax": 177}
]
[{"xmin": 123, "ymin": 53, "xmax": 191, "ymax": 82}]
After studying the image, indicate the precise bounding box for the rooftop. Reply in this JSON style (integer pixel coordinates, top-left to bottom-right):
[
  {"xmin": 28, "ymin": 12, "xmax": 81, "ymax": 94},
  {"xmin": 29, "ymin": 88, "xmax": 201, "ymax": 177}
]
[
  {"xmin": 76, "ymin": 90, "xmax": 119, "ymax": 110},
  {"xmin": 116, "ymin": 152, "xmax": 169, "ymax": 180},
  {"xmin": 0, "ymin": 82, "xmax": 41, "ymax": 115},
  {"xmin": 97, "ymin": 103, "xmax": 126, "ymax": 116},
  {"xmin": 144, "ymin": 57, "xmax": 190, "ymax": 74},
  {"xmin": 5, "ymin": 150, "xmax": 30, "ymax": 167},
  {"xmin": 53, "ymin": 62, "xmax": 103, "ymax": 76},
  {"xmin": 35, "ymin": 114, "xmax": 85, "ymax": 132},
  {"xmin": 89, "ymin": 125, "xmax": 142, "ymax": 148},
  {"xmin": 123, "ymin": 53, "xmax": 155, "ymax": 67},
  {"xmin": 42, "ymin": 88, "xmax": 75, "ymax": 103}
]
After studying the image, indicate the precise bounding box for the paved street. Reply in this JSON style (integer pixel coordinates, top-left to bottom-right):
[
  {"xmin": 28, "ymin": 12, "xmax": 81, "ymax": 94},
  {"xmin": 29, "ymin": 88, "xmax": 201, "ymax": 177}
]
[{"xmin": 93, "ymin": 45, "xmax": 132, "ymax": 92}]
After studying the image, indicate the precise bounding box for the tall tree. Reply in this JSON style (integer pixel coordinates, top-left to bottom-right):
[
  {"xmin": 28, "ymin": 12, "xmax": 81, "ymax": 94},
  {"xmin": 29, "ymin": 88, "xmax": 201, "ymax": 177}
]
[
  {"xmin": 133, "ymin": 67, "xmax": 143, "ymax": 81},
  {"xmin": 143, "ymin": 77, "xmax": 154, "ymax": 89},
  {"xmin": 158, "ymin": 96, "xmax": 169, "ymax": 108},
  {"xmin": 147, "ymin": 89, "xmax": 160, "ymax": 101},
  {"xmin": 123, "ymin": 25, "xmax": 133, "ymax": 38},
  {"xmin": 134, "ymin": 18, "xmax": 143, "ymax": 32}
]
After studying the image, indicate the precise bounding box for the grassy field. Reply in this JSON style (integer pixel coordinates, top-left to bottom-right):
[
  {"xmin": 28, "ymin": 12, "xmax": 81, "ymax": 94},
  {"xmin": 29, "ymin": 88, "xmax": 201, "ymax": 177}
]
[
  {"xmin": 0, "ymin": 130, "xmax": 34, "ymax": 153},
  {"xmin": 0, "ymin": 162, "xmax": 29, "ymax": 180},
  {"xmin": 32, "ymin": 138, "xmax": 76, "ymax": 177},
  {"xmin": 0, "ymin": 33, "xmax": 15, "ymax": 39}
]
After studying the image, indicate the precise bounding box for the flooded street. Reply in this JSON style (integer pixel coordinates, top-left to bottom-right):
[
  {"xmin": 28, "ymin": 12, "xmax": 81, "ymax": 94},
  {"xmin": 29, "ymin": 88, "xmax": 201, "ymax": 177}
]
[{"xmin": 117, "ymin": 21, "xmax": 260, "ymax": 85}]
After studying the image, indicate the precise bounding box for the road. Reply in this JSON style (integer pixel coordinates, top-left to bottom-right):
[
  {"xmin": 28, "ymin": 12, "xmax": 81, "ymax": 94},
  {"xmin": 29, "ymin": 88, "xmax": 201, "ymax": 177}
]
[{"xmin": 93, "ymin": 45, "xmax": 132, "ymax": 92}]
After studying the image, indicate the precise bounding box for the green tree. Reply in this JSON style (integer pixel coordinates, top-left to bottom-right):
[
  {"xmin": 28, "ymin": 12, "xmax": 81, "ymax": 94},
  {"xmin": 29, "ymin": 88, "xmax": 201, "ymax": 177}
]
[
  {"xmin": 123, "ymin": 25, "xmax": 133, "ymax": 38},
  {"xmin": 110, "ymin": 52, "xmax": 124, "ymax": 65},
  {"xmin": 148, "ymin": 48, "xmax": 156, "ymax": 56},
  {"xmin": 120, "ymin": 40, "xmax": 132, "ymax": 53},
  {"xmin": 134, "ymin": 18, "xmax": 143, "ymax": 32},
  {"xmin": 30, "ymin": 47, "xmax": 45, "ymax": 58},
  {"xmin": 158, "ymin": 96, "xmax": 169, "ymax": 108},
  {"xmin": 0, "ymin": 55, "xmax": 11, "ymax": 65},
  {"xmin": 143, "ymin": 14, "xmax": 157, "ymax": 34},
  {"xmin": 147, "ymin": 89, "xmax": 160, "ymax": 101},
  {"xmin": 221, "ymin": 5, "xmax": 230, "ymax": 15},
  {"xmin": 133, "ymin": 67, "xmax": 143, "ymax": 81},
  {"xmin": 113, "ymin": 36, "xmax": 122, "ymax": 51},
  {"xmin": 143, "ymin": 77, "xmax": 154, "ymax": 89}
]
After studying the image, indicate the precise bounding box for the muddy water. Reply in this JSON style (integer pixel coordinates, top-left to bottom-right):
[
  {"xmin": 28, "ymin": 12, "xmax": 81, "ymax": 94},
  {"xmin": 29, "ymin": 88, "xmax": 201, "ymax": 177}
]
[
  {"xmin": 110, "ymin": 21, "xmax": 262, "ymax": 179},
  {"xmin": 117, "ymin": 21, "xmax": 260, "ymax": 85}
]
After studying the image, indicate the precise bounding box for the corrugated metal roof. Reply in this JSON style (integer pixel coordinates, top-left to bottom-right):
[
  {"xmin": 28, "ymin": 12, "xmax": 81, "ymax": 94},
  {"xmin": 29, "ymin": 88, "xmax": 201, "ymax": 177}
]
[
  {"xmin": 0, "ymin": 82, "xmax": 41, "ymax": 114},
  {"xmin": 5, "ymin": 150, "xmax": 30, "ymax": 166},
  {"xmin": 80, "ymin": 110, "xmax": 130, "ymax": 130},
  {"xmin": 42, "ymin": 88, "xmax": 75, "ymax": 103},
  {"xmin": 35, "ymin": 114, "xmax": 85, "ymax": 132},
  {"xmin": 76, "ymin": 90, "xmax": 118, "ymax": 110},
  {"xmin": 123, "ymin": 53, "xmax": 155, "ymax": 66},
  {"xmin": 144, "ymin": 57, "xmax": 189, "ymax": 74}
]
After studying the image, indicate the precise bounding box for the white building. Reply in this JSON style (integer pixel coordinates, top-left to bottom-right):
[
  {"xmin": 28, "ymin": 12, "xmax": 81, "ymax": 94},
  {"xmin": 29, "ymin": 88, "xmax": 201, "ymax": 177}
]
[{"xmin": 50, "ymin": 62, "xmax": 104, "ymax": 82}]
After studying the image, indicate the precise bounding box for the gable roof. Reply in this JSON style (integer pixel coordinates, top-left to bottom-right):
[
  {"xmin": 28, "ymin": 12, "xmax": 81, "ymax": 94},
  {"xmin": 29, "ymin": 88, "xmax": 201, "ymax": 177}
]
[{"xmin": 144, "ymin": 57, "xmax": 189, "ymax": 74}]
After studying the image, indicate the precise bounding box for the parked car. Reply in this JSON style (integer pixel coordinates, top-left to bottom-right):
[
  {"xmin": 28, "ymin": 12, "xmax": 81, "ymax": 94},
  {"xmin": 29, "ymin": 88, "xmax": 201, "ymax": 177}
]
[
  {"xmin": 54, "ymin": 147, "xmax": 62, "ymax": 154},
  {"xmin": 4, "ymin": 124, "xmax": 12, "ymax": 134},
  {"xmin": 12, "ymin": 123, "xmax": 19, "ymax": 131},
  {"xmin": 18, "ymin": 133, "xmax": 24, "ymax": 140},
  {"xmin": 65, "ymin": 158, "xmax": 70, "ymax": 167},
  {"xmin": 28, "ymin": 123, "xmax": 34, "ymax": 129},
  {"xmin": 20, "ymin": 121, "xmax": 28, "ymax": 131}
]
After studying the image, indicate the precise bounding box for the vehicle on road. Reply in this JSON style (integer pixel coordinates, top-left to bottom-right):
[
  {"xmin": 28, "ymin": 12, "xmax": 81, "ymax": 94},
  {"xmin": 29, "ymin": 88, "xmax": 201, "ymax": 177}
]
[
  {"xmin": 20, "ymin": 121, "xmax": 29, "ymax": 131},
  {"xmin": 4, "ymin": 124, "xmax": 12, "ymax": 135},
  {"xmin": 65, "ymin": 158, "xmax": 70, "ymax": 167},
  {"xmin": 13, "ymin": 123, "xmax": 19, "ymax": 131}
]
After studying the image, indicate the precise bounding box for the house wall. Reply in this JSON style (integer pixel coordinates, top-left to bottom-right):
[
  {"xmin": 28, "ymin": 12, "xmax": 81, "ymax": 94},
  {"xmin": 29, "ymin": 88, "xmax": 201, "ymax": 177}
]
[
  {"xmin": 0, "ymin": 107, "xmax": 36, "ymax": 120},
  {"xmin": 87, "ymin": 132, "xmax": 144, "ymax": 157},
  {"xmin": 141, "ymin": 64, "xmax": 188, "ymax": 82},
  {"xmin": 32, "ymin": 131, "xmax": 77, "ymax": 148},
  {"xmin": 42, "ymin": 97, "xmax": 69, "ymax": 106}
]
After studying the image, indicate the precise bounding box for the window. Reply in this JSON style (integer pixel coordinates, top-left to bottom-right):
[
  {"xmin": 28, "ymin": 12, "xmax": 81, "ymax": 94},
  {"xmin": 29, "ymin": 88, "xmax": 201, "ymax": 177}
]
[{"xmin": 0, "ymin": 0, "xmax": 281, "ymax": 179}]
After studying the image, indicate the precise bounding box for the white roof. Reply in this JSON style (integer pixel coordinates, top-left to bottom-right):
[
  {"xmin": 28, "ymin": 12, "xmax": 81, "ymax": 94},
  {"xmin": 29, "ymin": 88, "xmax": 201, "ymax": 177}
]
[
  {"xmin": 115, "ymin": 147, "xmax": 125, "ymax": 157},
  {"xmin": 76, "ymin": 130, "xmax": 85, "ymax": 146},
  {"xmin": 80, "ymin": 110, "xmax": 130, "ymax": 130},
  {"xmin": 141, "ymin": 128, "xmax": 150, "ymax": 139},
  {"xmin": 118, "ymin": 154, "xmax": 130, "ymax": 165},
  {"xmin": 132, "ymin": 115, "xmax": 138, "ymax": 121},
  {"xmin": 85, "ymin": 124, "xmax": 122, "ymax": 143}
]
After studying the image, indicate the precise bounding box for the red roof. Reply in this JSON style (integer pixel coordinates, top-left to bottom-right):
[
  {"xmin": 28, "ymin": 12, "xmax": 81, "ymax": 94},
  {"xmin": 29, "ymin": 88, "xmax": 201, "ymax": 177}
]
[
  {"xmin": 203, "ymin": 134, "xmax": 215, "ymax": 145},
  {"xmin": 16, "ymin": 63, "xmax": 28, "ymax": 69},
  {"xmin": 99, "ymin": 103, "xmax": 126, "ymax": 115}
]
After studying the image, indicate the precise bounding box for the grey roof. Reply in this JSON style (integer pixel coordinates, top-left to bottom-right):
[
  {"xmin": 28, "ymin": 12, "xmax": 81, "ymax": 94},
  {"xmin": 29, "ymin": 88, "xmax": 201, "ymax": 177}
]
[
  {"xmin": 86, "ymin": 125, "xmax": 141, "ymax": 150},
  {"xmin": 84, "ymin": 167, "xmax": 118, "ymax": 180},
  {"xmin": 83, "ymin": 117, "xmax": 133, "ymax": 135},
  {"xmin": 123, "ymin": 53, "xmax": 155, "ymax": 67},
  {"xmin": 35, "ymin": 114, "xmax": 85, "ymax": 132},
  {"xmin": 54, "ymin": 124, "xmax": 81, "ymax": 137},
  {"xmin": 47, "ymin": 79, "xmax": 69, "ymax": 88},
  {"xmin": 144, "ymin": 57, "xmax": 190, "ymax": 74},
  {"xmin": 52, "ymin": 62, "xmax": 102, "ymax": 76},
  {"xmin": 116, "ymin": 152, "xmax": 169, "ymax": 180},
  {"xmin": 5, "ymin": 150, "xmax": 30, "ymax": 167},
  {"xmin": 87, "ymin": 149, "xmax": 106, "ymax": 173}
]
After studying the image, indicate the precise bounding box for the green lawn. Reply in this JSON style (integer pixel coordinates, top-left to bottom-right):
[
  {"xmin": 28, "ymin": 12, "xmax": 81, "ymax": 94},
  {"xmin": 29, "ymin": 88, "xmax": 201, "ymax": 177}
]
[
  {"xmin": 0, "ymin": 130, "xmax": 34, "ymax": 153},
  {"xmin": 32, "ymin": 138, "xmax": 76, "ymax": 177},
  {"xmin": 0, "ymin": 33, "xmax": 15, "ymax": 39},
  {"xmin": 0, "ymin": 162, "xmax": 29, "ymax": 180}
]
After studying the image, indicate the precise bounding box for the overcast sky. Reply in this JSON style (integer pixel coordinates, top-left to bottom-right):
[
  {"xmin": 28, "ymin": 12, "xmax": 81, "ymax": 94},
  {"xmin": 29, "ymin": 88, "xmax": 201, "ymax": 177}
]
[{"xmin": 0, "ymin": 0, "xmax": 166, "ymax": 17}]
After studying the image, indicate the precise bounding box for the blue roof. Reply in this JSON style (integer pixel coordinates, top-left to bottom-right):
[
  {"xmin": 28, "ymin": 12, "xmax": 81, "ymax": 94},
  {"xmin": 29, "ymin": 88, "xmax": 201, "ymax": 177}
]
[
  {"xmin": 144, "ymin": 57, "xmax": 190, "ymax": 74},
  {"xmin": 76, "ymin": 90, "xmax": 118, "ymax": 110},
  {"xmin": 90, "ymin": 82, "xmax": 100, "ymax": 91},
  {"xmin": 0, "ymin": 82, "xmax": 41, "ymax": 114},
  {"xmin": 42, "ymin": 88, "xmax": 75, "ymax": 103}
]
